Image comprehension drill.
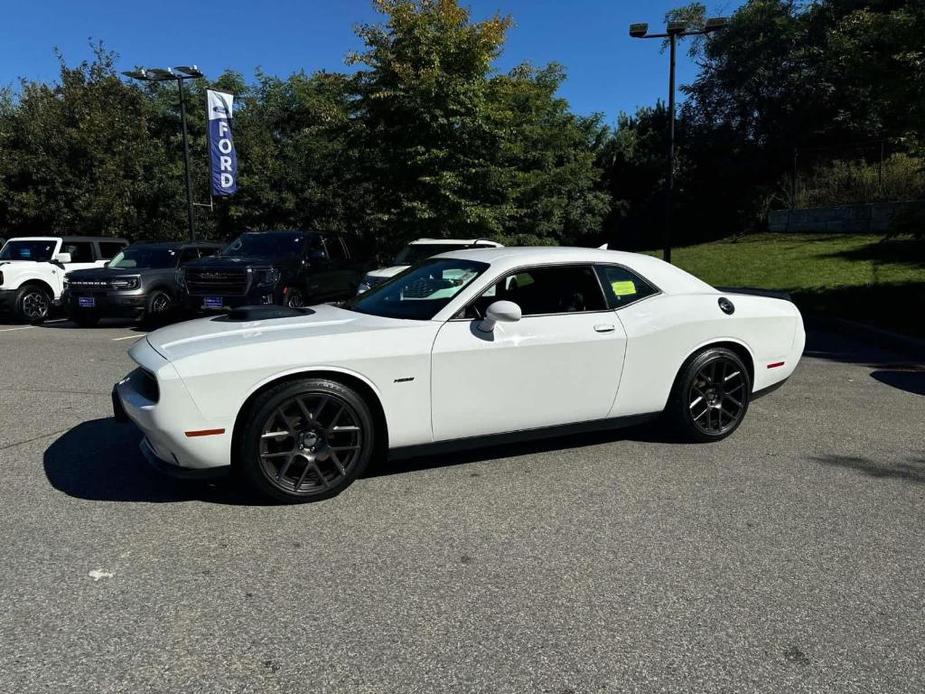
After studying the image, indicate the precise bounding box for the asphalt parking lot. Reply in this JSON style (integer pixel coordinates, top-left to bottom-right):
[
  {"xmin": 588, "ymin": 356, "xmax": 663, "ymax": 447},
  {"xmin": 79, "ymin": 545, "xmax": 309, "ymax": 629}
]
[{"xmin": 0, "ymin": 317, "xmax": 923, "ymax": 693}]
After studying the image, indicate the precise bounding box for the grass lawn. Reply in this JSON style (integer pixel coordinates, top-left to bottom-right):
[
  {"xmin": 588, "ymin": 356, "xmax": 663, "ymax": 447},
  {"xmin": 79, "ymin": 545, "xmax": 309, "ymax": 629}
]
[{"xmin": 644, "ymin": 233, "xmax": 925, "ymax": 337}]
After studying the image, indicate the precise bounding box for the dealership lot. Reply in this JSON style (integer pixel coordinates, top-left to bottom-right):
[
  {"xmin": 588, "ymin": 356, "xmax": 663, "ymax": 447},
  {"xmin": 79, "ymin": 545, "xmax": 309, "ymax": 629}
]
[{"xmin": 0, "ymin": 319, "xmax": 923, "ymax": 692}]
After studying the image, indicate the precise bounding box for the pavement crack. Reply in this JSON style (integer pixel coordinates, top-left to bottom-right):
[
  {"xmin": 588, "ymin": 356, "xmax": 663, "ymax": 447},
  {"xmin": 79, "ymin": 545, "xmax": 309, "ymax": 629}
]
[
  {"xmin": 0, "ymin": 427, "xmax": 73, "ymax": 451},
  {"xmin": 0, "ymin": 387, "xmax": 109, "ymax": 396}
]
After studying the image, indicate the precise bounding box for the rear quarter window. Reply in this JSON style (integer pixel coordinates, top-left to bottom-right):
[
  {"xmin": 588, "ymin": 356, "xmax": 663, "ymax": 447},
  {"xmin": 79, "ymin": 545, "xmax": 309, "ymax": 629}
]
[{"xmin": 594, "ymin": 265, "xmax": 659, "ymax": 309}]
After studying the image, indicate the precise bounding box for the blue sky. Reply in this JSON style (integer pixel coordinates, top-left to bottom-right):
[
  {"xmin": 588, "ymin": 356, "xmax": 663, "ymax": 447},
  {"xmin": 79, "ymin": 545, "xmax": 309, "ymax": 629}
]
[{"xmin": 0, "ymin": 0, "xmax": 743, "ymax": 125}]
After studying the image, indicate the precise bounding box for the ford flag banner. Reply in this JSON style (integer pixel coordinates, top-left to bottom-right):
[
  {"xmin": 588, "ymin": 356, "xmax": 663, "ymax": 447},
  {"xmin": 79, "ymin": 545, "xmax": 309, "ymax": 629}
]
[{"xmin": 207, "ymin": 90, "xmax": 237, "ymax": 196}]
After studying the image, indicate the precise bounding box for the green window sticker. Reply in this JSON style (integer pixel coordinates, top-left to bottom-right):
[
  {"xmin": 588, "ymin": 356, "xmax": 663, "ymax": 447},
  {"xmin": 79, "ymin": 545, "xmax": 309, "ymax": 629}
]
[{"xmin": 611, "ymin": 280, "xmax": 637, "ymax": 296}]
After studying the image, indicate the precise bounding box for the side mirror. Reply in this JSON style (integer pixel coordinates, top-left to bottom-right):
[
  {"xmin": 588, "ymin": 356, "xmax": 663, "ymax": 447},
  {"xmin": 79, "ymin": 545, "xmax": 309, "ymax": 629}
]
[
  {"xmin": 56, "ymin": 252, "xmax": 72, "ymax": 264},
  {"xmin": 478, "ymin": 300, "xmax": 522, "ymax": 332}
]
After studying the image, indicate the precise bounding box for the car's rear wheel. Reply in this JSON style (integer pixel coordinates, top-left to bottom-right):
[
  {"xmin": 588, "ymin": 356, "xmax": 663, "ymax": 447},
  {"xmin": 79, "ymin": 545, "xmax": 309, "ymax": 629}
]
[
  {"xmin": 666, "ymin": 347, "xmax": 751, "ymax": 442},
  {"xmin": 238, "ymin": 378, "xmax": 375, "ymax": 503},
  {"xmin": 15, "ymin": 285, "xmax": 51, "ymax": 324}
]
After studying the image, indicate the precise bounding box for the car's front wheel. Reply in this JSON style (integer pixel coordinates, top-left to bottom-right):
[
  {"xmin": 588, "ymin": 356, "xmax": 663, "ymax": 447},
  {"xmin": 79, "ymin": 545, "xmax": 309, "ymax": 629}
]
[
  {"xmin": 15, "ymin": 285, "xmax": 51, "ymax": 324},
  {"xmin": 665, "ymin": 346, "xmax": 751, "ymax": 442},
  {"xmin": 238, "ymin": 378, "xmax": 375, "ymax": 503},
  {"xmin": 284, "ymin": 288, "xmax": 305, "ymax": 308},
  {"xmin": 142, "ymin": 290, "xmax": 173, "ymax": 326}
]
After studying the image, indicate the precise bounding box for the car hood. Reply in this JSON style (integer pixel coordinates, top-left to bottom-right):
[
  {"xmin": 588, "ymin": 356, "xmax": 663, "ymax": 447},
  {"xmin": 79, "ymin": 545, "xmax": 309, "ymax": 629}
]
[
  {"xmin": 67, "ymin": 267, "xmax": 143, "ymax": 280},
  {"xmin": 367, "ymin": 265, "xmax": 409, "ymax": 279},
  {"xmin": 144, "ymin": 303, "xmax": 418, "ymax": 362},
  {"xmin": 0, "ymin": 259, "xmax": 52, "ymax": 267},
  {"xmin": 186, "ymin": 255, "xmax": 286, "ymax": 269}
]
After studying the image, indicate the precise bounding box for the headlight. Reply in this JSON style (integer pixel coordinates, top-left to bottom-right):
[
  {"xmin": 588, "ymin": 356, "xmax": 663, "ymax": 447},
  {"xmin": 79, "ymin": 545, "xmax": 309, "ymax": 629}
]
[
  {"xmin": 110, "ymin": 277, "xmax": 140, "ymax": 290},
  {"xmin": 175, "ymin": 269, "xmax": 186, "ymax": 288},
  {"xmin": 256, "ymin": 268, "xmax": 281, "ymax": 287}
]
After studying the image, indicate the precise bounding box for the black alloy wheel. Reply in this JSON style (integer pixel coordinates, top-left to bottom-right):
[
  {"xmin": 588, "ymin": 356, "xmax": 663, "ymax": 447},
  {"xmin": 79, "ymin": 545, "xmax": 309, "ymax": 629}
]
[
  {"xmin": 239, "ymin": 378, "xmax": 375, "ymax": 503},
  {"xmin": 667, "ymin": 347, "xmax": 751, "ymax": 442},
  {"xmin": 143, "ymin": 290, "xmax": 173, "ymax": 326},
  {"xmin": 17, "ymin": 286, "xmax": 51, "ymax": 324},
  {"xmin": 285, "ymin": 288, "xmax": 306, "ymax": 308}
]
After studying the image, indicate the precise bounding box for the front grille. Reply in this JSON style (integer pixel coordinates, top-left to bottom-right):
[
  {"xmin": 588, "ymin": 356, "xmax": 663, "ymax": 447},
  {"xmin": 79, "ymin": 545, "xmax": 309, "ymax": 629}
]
[
  {"xmin": 68, "ymin": 279, "xmax": 111, "ymax": 290},
  {"xmin": 186, "ymin": 268, "xmax": 249, "ymax": 296},
  {"xmin": 130, "ymin": 368, "xmax": 160, "ymax": 403}
]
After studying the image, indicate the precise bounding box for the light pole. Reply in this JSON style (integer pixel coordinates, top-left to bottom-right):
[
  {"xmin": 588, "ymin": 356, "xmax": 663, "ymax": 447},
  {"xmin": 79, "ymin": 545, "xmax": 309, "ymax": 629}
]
[
  {"xmin": 630, "ymin": 17, "xmax": 727, "ymax": 264},
  {"xmin": 123, "ymin": 65, "xmax": 204, "ymax": 241}
]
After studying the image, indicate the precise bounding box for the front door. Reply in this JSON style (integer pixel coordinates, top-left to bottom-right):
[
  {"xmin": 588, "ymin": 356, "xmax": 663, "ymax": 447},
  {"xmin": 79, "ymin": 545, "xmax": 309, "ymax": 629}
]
[{"xmin": 430, "ymin": 264, "xmax": 627, "ymax": 442}]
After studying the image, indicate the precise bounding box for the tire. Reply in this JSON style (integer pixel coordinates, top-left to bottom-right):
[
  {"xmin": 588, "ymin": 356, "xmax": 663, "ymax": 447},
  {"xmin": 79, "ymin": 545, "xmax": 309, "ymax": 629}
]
[
  {"xmin": 237, "ymin": 378, "xmax": 376, "ymax": 503},
  {"xmin": 15, "ymin": 285, "xmax": 51, "ymax": 324},
  {"xmin": 284, "ymin": 288, "xmax": 305, "ymax": 308},
  {"xmin": 142, "ymin": 290, "xmax": 173, "ymax": 326},
  {"xmin": 665, "ymin": 347, "xmax": 751, "ymax": 442},
  {"xmin": 72, "ymin": 311, "xmax": 100, "ymax": 327}
]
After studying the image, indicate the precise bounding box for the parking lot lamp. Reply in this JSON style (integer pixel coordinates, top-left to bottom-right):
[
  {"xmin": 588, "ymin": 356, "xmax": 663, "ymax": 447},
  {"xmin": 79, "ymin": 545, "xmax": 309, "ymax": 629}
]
[
  {"xmin": 122, "ymin": 66, "xmax": 205, "ymax": 241},
  {"xmin": 629, "ymin": 18, "xmax": 728, "ymax": 264}
]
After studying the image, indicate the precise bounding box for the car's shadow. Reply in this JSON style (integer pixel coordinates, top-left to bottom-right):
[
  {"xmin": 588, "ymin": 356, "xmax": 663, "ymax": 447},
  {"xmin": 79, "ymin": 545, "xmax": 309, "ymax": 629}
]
[
  {"xmin": 43, "ymin": 418, "xmax": 258, "ymax": 505},
  {"xmin": 44, "ymin": 417, "xmax": 671, "ymax": 503},
  {"xmin": 367, "ymin": 422, "xmax": 671, "ymax": 479}
]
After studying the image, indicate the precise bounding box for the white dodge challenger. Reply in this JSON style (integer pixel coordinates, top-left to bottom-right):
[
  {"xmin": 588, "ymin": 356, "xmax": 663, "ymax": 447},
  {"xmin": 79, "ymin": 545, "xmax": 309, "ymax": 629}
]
[{"xmin": 114, "ymin": 246, "xmax": 805, "ymax": 502}]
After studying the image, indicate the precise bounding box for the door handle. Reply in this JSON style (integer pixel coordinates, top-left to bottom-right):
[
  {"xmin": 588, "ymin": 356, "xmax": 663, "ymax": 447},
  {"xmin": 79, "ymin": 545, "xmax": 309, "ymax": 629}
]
[{"xmin": 594, "ymin": 324, "xmax": 616, "ymax": 333}]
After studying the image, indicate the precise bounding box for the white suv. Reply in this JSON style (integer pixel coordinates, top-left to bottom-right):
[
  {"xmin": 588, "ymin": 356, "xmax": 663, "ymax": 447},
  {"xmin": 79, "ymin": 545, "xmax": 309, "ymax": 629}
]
[
  {"xmin": 357, "ymin": 238, "xmax": 503, "ymax": 293},
  {"xmin": 0, "ymin": 236, "xmax": 128, "ymax": 322}
]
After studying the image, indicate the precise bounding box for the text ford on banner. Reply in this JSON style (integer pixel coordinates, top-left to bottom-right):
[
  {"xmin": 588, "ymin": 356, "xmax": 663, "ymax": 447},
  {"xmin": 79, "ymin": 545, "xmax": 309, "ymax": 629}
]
[{"xmin": 207, "ymin": 90, "xmax": 237, "ymax": 196}]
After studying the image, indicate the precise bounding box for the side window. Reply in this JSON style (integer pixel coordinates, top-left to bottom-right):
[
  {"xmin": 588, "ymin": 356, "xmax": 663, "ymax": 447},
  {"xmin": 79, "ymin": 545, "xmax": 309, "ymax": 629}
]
[
  {"xmin": 594, "ymin": 265, "xmax": 658, "ymax": 309},
  {"xmin": 306, "ymin": 234, "xmax": 327, "ymax": 260},
  {"xmin": 98, "ymin": 241, "xmax": 126, "ymax": 260},
  {"xmin": 466, "ymin": 265, "xmax": 607, "ymax": 318},
  {"xmin": 322, "ymin": 235, "xmax": 347, "ymax": 263},
  {"xmin": 61, "ymin": 242, "xmax": 95, "ymax": 263}
]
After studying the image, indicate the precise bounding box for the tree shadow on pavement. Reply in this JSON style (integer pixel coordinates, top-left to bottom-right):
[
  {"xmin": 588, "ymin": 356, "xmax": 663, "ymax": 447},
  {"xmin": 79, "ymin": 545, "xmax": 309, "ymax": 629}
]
[
  {"xmin": 803, "ymin": 325, "xmax": 925, "ymax": 396},
  {"xmin": 43, "ymin": 418, "xmax": 259, "ymax": 505},
  {"xmin": 869, "ymin": 369, "xmax": 925, "ymax": 396},
  {"xmin": 811, "ymin": 454, "xmax": 925, "ymax": 484}
]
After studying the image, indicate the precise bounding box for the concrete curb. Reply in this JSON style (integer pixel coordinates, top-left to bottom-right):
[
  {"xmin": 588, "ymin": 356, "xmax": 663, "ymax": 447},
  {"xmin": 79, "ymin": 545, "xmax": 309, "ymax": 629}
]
[{"xmin": 806, "ymin": 314, "xmax": 925, "ymax": 362}]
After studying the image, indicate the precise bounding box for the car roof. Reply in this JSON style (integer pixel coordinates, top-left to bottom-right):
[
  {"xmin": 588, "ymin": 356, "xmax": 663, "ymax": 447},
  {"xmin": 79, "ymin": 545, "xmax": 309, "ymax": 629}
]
[
  {"xmin": 129, "ymin": 240, "xmax": 223, "ymax": 249},
  {"xmin": 433, "ymin": 246, "xmax": 717, "ymax": 295},
  {"xmin": 409, "ymin": 238, "xmax": 503, "ymax": 246},
  {"xmin": 5, "ymin": 235, "xmax": 128, "ymax": 243}
]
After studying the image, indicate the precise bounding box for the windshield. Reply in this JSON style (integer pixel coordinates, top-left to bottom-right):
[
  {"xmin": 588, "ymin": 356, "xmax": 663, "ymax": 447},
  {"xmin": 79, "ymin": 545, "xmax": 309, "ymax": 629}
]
[
  {"xmin": 393, "ymin": 243, "xmax": 486, "ymax": 266},
  {"xmin": 109, "ymin": 246, "xmax": 178, "ymax": 269},
  {"xmin": 221, "ymin": 232, "xmax": 305, "ymax": 258},
  {"xmin": 344, "ymin": 258, "xmax": 488, "ymax": 320},
  {"xmin": 0, "ymin": 240, "xmax": 57, "ymax": 262}
]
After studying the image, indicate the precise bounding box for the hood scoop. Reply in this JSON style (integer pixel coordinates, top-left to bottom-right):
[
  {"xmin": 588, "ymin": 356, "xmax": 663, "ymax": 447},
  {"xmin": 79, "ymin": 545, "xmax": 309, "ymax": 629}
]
[{"xmin": 211, "ymin": 305, "xmax": 316, "ymax": 323}]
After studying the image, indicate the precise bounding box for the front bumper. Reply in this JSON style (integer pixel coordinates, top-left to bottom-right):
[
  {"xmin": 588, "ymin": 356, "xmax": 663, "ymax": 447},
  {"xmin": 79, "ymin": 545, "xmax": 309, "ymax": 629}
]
[
  {"xmin": 138, "ymin": 437, "xmax": 229, "ymax": 480},
  {"xmin": 64, "ymin": 289, "xmax": 147, "ymax": 318},
  {"xmin": 114, "ymin": 339, "xmax": 234, "ymax": 474},
  {"xmin": 184, "ymin": 291, "xmax": 277, "ymax": 312},
  {"xmin": 0, "ymin": 288, "xmax": 17, "ymax": 312}
]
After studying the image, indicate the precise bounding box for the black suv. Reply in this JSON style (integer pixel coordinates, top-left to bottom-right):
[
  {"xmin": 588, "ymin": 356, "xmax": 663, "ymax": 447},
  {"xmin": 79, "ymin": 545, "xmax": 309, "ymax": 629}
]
[
  {"xmin": 64, "ymin": 241, "xmax": 222, "ymax": 326},
  {"xmin": 179, "ymin": 230, "xmax": 372, "ymax": 312}
]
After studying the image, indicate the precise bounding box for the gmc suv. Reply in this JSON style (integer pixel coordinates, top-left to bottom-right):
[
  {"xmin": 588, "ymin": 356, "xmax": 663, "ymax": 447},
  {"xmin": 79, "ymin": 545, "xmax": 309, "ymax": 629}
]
[
  {"xmin": 64, "ymin": 241, "xmax": 222, "ymax": 326},
  {"xmin": 178, "ymin": 230, "xmax": 372, "ymax": 311}
]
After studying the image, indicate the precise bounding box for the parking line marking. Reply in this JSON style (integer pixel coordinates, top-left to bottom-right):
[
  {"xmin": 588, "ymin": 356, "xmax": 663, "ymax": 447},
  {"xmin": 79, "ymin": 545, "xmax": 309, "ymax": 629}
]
[
  {"xmin": 112, "ymin": 334, "xmax": 146, "ymax": 341},
  {"xmin": 44, "ymin": 318, "xmax": 68, "ymax": 324},
  {"xmin": 0, "ymin": 326, "xmax": 35, "ymax": 332}
]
